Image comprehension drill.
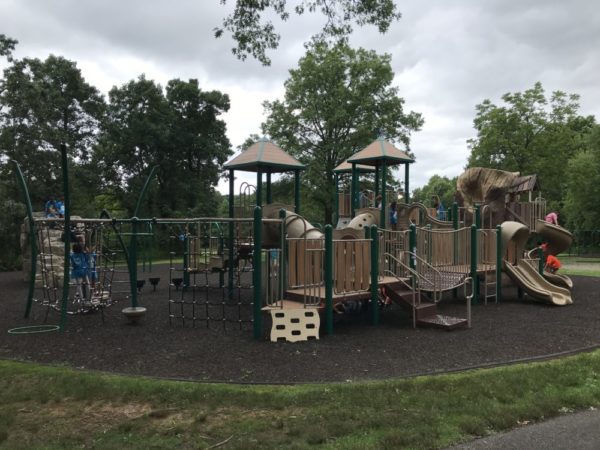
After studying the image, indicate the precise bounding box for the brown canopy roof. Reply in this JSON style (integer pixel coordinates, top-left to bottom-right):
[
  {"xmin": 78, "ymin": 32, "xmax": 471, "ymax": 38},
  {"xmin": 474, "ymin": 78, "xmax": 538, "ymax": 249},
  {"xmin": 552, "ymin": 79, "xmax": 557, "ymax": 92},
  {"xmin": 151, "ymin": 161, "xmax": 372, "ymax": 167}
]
[
  {"xmin": 347, "ymin": 137, "xmax": 414, "ymax": 166},
  {"xmin": 224, "ymin": 138, "xmax": 305, "ymax": 173},
  {"xmin": 509, "ymin": 174, "xmax": 540, "ymax": 193},
  {"xmin": 333, "ymin": 160, "xmax": 374, "ymax": 173}
]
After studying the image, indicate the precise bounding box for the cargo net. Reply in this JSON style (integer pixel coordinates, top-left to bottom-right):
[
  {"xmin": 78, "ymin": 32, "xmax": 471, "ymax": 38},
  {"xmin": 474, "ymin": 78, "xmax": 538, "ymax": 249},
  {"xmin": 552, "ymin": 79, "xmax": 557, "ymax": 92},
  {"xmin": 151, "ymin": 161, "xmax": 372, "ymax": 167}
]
[
  {"xmin": 167, "ymin": 219, "xmax": 257, "ymax": 330},
  {"xmin": 28, "ymin": 218, "xmax": 121, "ymax": 319}
]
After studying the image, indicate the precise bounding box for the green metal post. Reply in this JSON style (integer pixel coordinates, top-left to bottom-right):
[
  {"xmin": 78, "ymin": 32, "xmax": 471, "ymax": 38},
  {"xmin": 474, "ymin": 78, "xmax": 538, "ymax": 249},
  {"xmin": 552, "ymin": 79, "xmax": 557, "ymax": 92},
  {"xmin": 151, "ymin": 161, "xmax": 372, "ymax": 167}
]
[
  {"xmin": 129, "ymin": 217, "xmax": 139, "ymax": 308},
  {"xmin": 452, "ymin": 201, "xmax": 459, "ymax": 298},
  {"xmin": 475, "ymin": 204, "xmax": 481, "ymax": 229},
  {"xmin": 381, "ymin": 161, "xmax": 387, "ymax": 229},
  {"xmin": 538, "ymin": 246, "xmax": 544, "ymax": 275},
  {"xmin": 496, "ymin": 224, "xmax": 502, "ymax": 303},
  {"xmin": 370, "ymin": 224, "xmax": 379, "ymax": 326},
  {"xmin": 324, "ymin": 225, "xmax": 333, "ymax": 335},
  {"xmin": 266, "ymin": 171, "xmax": 272, "ymax": 204},
  {"xmin": 183, "ymin": 232, "xmax": 190, "ymax": 289},
  {"xmin": 253, "ymin": 206, "xmax": 263, "ymax": 339},
  {"xmin": 279, "ymin": 208, "xmax": 287, "ymax": 300},
  {"xmin": 404, "ymin": 163, "xmax": 410, "ymax": 203},
  {"xmin": 294, "ymin": 170, "xmax": 301, "ymax": 214},
  {"xmin": 11, "ymin": 161, "xmax": 37, "ymax": 318},
  {"xmin": 129, "ymin": 166, "xmax": 157, "ymax": 307},
  {"xmin": 256, "ymin": 170, "xmax": 263, "ymax": 207},
  {"xmin": 351, "ymin": 163, "xmax": 357, "ymax": 217},
  {"xmin": 470, "ymin": 224, "xmax": 479, "ymax": 304},
  {"xmin": 374, "ymin": 165, "xmax": 380, "ymax": 198},
  {"xmin": 59, "ymin": 144, "xmax": 71, "ymax": 331},
  {"xmin": 334, "ymin": 173, "xmax": 339, "ymax": 226},
  {"xmin": 228, "ymin": 170, "xmax": 235, "ymax": 299}
]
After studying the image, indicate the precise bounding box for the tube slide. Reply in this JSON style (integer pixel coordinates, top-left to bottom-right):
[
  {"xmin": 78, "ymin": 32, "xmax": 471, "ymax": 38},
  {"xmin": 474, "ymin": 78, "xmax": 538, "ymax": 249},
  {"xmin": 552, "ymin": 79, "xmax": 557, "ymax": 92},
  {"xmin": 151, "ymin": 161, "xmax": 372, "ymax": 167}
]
[
  {"xmin": 501, "ymin": 221, "xmax": 573, "ymax": 306},
  {"xmin": 535, "ymin": 219, "xmax": 573, "ymax": 256},
  {"xmin": 262, "ymin": 203, "xmax": 323, "ymax": 241}
]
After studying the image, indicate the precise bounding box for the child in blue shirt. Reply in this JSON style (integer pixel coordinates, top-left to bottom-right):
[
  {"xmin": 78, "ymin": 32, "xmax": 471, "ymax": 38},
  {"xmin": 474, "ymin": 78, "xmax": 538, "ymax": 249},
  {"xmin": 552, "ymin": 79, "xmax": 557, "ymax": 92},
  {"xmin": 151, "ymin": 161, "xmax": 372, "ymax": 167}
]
[{"xmin": 70, "ymin": 243, "xmax": 90, "ymax": 306}]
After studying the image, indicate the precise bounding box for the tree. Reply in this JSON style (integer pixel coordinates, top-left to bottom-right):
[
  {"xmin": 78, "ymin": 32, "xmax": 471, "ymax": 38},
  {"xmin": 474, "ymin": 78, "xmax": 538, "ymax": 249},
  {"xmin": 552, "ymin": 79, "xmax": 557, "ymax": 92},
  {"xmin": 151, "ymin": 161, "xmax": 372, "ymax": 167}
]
[
  {"xmin": 563, "ymin": 125, "xmax": 600, "ymax": 230},
  {"xmin": 411, "ymin": 175, "xmax": 457, "ymax": 209},
  {"xmin": 0, "ymin": 55, "xmax": 105, "ymax": 206},
  {"xmin": 467, "ymin": 82, "xmax": 595, "ymax": 206},
  {"xmin": 261, "ymin": 42, "xmax": 423, "ymax": 224},
  {"xmin": 0, "ymin": 34, "xmax": 17, "ymax": 61},
  {"xmin": 216, "ymin": 0, "xmax": 401, "ymax": 65},
  {"xmin": 98, "ymin": 76, "xmax": 232, "ymax": 217}
]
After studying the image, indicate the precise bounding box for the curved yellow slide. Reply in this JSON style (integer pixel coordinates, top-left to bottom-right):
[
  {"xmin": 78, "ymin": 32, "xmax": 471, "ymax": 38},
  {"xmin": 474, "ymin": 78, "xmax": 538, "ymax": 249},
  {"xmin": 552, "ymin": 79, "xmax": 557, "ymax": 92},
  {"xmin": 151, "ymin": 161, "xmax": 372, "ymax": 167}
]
[
  {"xmin": 534, "ymin": 219, "xmax": 574, "ymax": 289},
  {"xmin": 501, "ymin": 221, "xmax": 573, "ymax": 306},
  {"xmin": 535, "ymin": 219, "xmax": 573, "ymax": 256}
]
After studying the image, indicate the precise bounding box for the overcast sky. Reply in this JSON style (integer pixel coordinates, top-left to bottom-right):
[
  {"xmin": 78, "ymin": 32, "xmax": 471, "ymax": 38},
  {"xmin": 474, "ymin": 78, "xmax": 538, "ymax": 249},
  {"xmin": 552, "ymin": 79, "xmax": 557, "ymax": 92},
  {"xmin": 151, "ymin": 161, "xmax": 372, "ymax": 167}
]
[{"xmin": 2, "ymin": 0, "xmax": 599, "ymax": 195}]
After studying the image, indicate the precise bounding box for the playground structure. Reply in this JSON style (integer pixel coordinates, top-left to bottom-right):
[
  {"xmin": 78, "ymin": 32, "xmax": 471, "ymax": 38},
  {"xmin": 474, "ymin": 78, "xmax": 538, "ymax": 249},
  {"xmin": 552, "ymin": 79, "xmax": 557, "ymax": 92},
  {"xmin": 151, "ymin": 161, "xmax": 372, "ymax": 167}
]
[{"xmin": 13, "ymin": 138, "xmax": 574, "ymax": 341}]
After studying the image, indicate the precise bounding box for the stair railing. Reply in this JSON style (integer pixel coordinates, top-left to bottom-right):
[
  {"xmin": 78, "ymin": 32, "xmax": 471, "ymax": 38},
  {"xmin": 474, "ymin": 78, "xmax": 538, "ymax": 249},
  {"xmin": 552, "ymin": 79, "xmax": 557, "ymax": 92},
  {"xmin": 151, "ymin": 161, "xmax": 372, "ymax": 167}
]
[
  {"xmin": 382, "ymin": 252, "xmax": 420, "ymax": 328},
  {"xmin": 409, "ymin": 251, "xmax": 443, "ymax": 303}
]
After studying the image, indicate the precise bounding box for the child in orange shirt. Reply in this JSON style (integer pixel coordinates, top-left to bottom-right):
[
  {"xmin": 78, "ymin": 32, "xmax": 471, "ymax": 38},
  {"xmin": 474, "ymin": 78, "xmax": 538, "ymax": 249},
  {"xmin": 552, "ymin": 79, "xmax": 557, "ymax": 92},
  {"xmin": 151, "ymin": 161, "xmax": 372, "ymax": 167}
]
[{"xmin": 545, "ymin": 254, "xmax": 561, "ymax": 273}]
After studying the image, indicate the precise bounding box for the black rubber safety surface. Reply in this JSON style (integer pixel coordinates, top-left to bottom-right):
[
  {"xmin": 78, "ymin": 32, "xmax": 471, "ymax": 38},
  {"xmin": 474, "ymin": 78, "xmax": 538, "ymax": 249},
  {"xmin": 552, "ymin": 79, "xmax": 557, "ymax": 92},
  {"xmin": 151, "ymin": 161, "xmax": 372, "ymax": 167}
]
[{"xmin": 1, "ymin": 268, "xmax": 599, "ymax": 384}]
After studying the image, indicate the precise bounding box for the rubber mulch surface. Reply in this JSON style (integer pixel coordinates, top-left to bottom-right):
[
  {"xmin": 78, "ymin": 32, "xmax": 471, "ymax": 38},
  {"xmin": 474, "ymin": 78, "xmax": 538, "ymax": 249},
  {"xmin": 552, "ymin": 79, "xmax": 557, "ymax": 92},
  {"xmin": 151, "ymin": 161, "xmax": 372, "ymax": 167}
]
[{"xmin": 1, "ymin": 267, "xmax": 599, "ymax": 384}]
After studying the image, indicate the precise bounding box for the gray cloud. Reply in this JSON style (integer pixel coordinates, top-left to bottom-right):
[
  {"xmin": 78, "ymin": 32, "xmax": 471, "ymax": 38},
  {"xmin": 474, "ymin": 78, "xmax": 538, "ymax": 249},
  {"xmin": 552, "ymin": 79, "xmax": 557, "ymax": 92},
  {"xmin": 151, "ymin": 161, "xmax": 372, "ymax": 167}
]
[{"xmin": 2, "ymin": 0, "xmax": 598, "ymax": 192}]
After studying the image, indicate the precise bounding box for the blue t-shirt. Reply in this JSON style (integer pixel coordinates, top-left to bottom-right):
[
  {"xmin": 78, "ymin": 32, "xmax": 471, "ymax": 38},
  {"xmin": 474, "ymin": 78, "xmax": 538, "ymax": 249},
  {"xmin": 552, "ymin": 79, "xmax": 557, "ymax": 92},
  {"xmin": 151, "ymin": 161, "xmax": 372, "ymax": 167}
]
[
  {"xmin": 389, "ymin": 208, "xmax": 398, "ymax": 225},
  {"xmin": 45, "ymin": 200, "xmax": 57, "ymax": 218},
  {"xmin": 55, "ymin": 200, "xmax": 65, "ymax": 216},
  {"xmin": 70, "ymin": 252, "xmax": 89, "ymax": 279},
  {"xmin": 437, "ymin": 203, "xmax": 446, "ymax": 220}
]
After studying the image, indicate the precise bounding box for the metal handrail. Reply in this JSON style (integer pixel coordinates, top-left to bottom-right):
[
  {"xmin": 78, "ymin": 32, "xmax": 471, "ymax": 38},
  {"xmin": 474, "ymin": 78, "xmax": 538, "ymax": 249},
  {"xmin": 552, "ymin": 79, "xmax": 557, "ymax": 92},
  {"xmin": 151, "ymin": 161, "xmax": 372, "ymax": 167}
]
[
  {"xmin": 408, "ymin": 251, "xmax": 443, "ymax": 303},
  {"xmin": 382, "ymin": 252, "xmax": 422, "ymax": 328}
]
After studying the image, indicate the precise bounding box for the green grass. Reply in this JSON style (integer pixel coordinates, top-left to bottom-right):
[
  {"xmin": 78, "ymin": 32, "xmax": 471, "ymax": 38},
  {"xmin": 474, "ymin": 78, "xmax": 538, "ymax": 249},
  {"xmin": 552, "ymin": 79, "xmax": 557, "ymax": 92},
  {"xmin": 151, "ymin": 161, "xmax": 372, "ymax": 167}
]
[
  {"xmin": 557, "ymin": 256, "xmax": 600, "ymax": 277},
  {"xmin": 2, "ymin": 351, "xmax": 600, "ymax": 449},
  {"xmin": 561, "ymin": 268, "xmax": 600, "ymax": 277}
]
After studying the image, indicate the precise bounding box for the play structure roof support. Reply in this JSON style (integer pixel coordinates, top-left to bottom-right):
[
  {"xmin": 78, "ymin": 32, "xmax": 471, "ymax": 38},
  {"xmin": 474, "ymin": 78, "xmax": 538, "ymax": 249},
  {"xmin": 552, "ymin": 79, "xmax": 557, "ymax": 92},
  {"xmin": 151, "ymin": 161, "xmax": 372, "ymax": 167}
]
[
  {"xmin": 224, "ymin": 137, "xmax": 305, "ymax": 211},
  {"xmin": 224, "ymin": 138, "xmax": 305, "ymax": 173},
  {"xmin": 333, "ymin": 160, "xmax": 374, "ymax": 173},
  {"xmin": 347, "ymin": 137, "xmax": 415, "ymax": 227}
]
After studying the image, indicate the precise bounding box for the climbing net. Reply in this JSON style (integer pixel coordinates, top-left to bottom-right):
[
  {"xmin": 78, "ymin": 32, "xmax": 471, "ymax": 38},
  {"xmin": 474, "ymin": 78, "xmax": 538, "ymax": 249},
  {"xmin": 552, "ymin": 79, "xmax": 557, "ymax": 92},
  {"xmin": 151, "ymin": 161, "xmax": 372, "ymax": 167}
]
[
  {"xmin": 30, "ymin": 218, "xmax": 120, "ymax": 318},
  {"xmin": 162, "ymin": 216, "xmax": 284, "ymax": 330},
  {"xmin": 165, "ymin": 218, "xmax": 258, "ymax": 330}
]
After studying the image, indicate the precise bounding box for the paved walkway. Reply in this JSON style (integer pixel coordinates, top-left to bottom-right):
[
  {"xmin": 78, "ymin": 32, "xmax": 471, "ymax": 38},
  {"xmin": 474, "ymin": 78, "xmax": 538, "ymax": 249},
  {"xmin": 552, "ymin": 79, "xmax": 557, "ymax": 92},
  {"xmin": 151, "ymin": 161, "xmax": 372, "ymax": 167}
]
[{"xmin": 449, "ymin": 408, "xmax": 600, "ymax": 450}]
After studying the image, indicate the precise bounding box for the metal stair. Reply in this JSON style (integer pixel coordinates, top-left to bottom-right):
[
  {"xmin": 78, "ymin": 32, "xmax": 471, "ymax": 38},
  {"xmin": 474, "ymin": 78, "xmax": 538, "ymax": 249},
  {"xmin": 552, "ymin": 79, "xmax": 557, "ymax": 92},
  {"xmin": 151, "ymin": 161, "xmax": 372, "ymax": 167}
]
[{"xmin": 383, "ymin": 284, "xmax": 468, "ymax": 330}]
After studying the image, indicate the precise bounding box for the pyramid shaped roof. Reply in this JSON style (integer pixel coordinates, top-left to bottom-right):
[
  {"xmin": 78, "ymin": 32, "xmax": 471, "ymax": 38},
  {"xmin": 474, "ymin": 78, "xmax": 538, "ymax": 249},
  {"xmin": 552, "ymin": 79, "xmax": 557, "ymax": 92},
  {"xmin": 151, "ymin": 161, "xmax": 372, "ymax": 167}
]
[
  {"xmin": 224, "ymin": 138, "xmax": 305, "ymax": 172},
  {"xmin": 347, "ymin": 137, "xmax": 414, "ymax": 166},
  {"xmin": 333, "ymin": 160, "xmax": 374, "ymax": 173}
]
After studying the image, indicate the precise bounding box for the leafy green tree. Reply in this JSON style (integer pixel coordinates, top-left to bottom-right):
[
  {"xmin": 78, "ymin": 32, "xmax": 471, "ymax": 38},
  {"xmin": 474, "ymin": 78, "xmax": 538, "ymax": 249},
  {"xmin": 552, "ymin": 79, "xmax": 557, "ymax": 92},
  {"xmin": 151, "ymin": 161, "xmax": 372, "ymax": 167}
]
[
  {"xmin": 411, "ymin": 175, "xmax": 457, "ymax": 209},
  {"xmin": 261, "ymin": 42, "xmax": 423, "ymax": 224},
  {"xmin": 0, "ymin": 55, "xmax": 105, "ymax": 207},
  {"xmin": 467, "ymin": 82, "xmax": 595, "ymax": 206},
  {"xmin": 98, "ymin": 77, "xmax": 232, "ymax": 217},
  {"xmin": 563, "ymin": 125, "xmax": 600, "ymax": 230},
  {"xmin": 0, "ymin": 34, "xmax": 17, "ymax": 61},
  {"xmin": 0, "ymin": 195, "xmax": 26, "ymax": 270},
  {"xmin": 216, "ymin": 0, "xmax": 401, "ymax": 65}
]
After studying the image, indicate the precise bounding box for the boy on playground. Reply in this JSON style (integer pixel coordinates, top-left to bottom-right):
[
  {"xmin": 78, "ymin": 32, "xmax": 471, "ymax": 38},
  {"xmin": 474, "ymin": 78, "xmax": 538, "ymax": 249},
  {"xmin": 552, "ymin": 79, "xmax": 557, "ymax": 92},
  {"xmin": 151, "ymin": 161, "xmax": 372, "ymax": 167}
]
[
  {"xmin": 389, "ymin": 201, "xmax": 398, "ymax": 230},
  {"xmin": 70, "ymin": 243, "xmax": 91, "ymax": 308},
  {"xmin": 545, "ymin": 254, "xmax": 561, "ymax": 273},
  {"xmin": 45, "ymin": 196, "xmax": 57, "ymax": 218}
]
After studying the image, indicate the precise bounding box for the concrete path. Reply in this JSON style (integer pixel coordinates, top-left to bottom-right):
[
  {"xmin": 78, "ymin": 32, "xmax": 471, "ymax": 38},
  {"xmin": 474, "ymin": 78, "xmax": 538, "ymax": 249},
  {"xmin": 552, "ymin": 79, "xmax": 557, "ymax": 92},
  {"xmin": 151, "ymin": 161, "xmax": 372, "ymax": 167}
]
[{"xmin": 449, "ymin": 408, "xmax": 600, "ymax": 450}]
